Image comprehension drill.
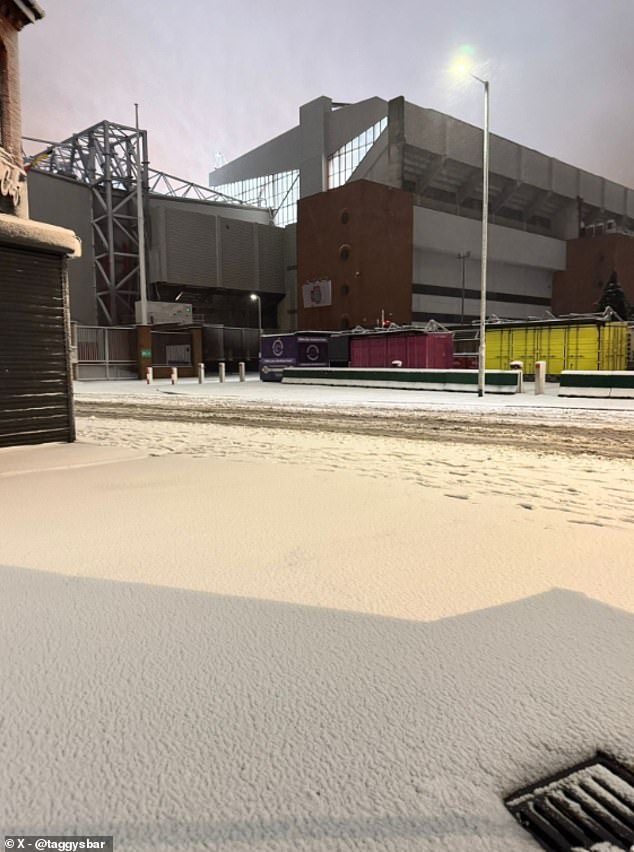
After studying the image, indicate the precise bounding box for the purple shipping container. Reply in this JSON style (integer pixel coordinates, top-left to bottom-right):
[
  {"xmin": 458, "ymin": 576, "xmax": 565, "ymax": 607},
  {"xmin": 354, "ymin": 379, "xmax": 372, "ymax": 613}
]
[
  {"xmin": 260, "ymin": 332, "xmax": 330, "ymax": 381},
  {"xmin": 350, "ymin": 331, "xmax": 453, "ymax": 369}
]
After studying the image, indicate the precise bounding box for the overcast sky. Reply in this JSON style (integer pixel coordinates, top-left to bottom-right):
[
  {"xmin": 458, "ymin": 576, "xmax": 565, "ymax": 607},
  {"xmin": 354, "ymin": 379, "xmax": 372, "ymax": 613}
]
[{"xmin": 19, "ymin": 0, "xmax": 634, "ymax": 189}]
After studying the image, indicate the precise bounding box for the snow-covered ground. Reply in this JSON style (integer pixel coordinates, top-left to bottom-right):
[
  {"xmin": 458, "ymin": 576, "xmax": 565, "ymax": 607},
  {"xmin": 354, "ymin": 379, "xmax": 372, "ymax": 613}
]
[
  {"xmin": 75, "ymin": 375, "xmax": 634, "ymax": 413},
  {"xmin": 2, "ymin": 388, "xmax": 634, "ymax": 851}
]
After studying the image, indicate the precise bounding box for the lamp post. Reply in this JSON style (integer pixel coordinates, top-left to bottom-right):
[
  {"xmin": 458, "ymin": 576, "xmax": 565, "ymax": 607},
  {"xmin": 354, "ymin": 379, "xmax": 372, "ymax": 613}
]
[
  {"xmin": 250, "ymin": 293, "xmax": 262, "ymax": 358},
  {"xmin": 471, "ymin": 74, "xmax": 490, "ymax": 398},
  {"xmin": 450, "ymin": 53, "xmax": 490, "ymax": 394}
]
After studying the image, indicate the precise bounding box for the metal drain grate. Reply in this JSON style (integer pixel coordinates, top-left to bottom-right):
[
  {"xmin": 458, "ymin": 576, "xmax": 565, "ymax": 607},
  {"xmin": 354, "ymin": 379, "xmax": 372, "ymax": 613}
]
[{"xmin": 505, "ymin": 753, "xmax": 634, "ymax": 851}]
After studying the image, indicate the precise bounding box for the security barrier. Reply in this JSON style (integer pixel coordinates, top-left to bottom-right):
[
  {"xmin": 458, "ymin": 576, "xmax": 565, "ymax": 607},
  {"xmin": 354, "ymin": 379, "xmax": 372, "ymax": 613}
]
[
  {"xmin": 282, "ymin": 367, "xmax": 521, "ymax": 394},
  {"xmin": 559, "ymin": 371, "xmax": 634, "ymax": 398}
]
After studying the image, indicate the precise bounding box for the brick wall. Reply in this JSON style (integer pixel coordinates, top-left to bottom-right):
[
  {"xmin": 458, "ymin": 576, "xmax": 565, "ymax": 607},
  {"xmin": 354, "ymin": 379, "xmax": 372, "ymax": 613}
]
[
  {"xmin": 297, "ymin": 181, "xmax": 413, "ymax": 330},
  {"xmin": 0, "ymin": 11, "xmax": 27, "ymax": 216},
  {"xmin": 552, "ymin": 234, "xmax": 634, "ymax": 316}
]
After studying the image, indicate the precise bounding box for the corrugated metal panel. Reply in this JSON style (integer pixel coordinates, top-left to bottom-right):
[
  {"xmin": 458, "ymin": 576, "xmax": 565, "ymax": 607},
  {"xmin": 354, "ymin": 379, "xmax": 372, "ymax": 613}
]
[
  {"xmin": 164, "ymin": 207, "xmax": 218, "ymax": 287},
  {"xmin": 599, "ymin": 324, "xmax": 628, "ymax": 371},
  {"xmin": 485, "ymin": 322, "xmax": 627, "ymax": 375},
  {"xmin": 221, "ymin": 218, "xmax": 255, "ymax": 290},
  {"xmin": 0, "ymin": 245, "xmax": 74, "ymax": 448},
  {"xmin": 351, "ymin": 333, "xmax": 454, "ymax": 368},
  {"xmin": 257, "ymin": 225, "xmax": 285, "ymax": 294}
]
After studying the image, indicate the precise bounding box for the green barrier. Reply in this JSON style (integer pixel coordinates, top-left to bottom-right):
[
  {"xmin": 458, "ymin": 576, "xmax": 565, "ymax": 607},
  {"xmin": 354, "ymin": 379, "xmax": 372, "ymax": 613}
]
[
  {"xmin": 559, "ymin": 371, "xmax": 634, "ymax": 398},
  {"xmin": 282, "ymin": 367, "xmax": 520, "ymax": 393}
]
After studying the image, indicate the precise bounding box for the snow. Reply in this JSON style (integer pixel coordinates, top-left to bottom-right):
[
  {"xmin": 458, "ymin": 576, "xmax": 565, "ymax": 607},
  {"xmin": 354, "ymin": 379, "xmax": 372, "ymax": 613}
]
[
  {"xmin": 75, "ymin": 375, "xmax": 634, "ymax": 413},
  {"xmin": 0, "ymin": 211, "xmax": 80, "ymax": 255},
  {"xmin": 2, "ymin": 388, "xmax": 634, "ymax": 851}
]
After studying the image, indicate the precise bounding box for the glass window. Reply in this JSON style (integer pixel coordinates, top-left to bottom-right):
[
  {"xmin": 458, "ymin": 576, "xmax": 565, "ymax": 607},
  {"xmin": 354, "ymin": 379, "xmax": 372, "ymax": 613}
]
[
  {"xmin": 327, "ymin": 116, "xmax": 387, "ymax": 189},
  {"xmin": 214, "ymin": 168, "xmax": 300, "ymax": 226}
]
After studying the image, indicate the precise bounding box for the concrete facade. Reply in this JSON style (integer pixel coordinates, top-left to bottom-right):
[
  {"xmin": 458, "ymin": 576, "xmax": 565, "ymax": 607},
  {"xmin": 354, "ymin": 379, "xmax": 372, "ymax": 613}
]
[
  {"xmin": 27, "ymin": 170, "xmax": 96, "ymax": 323},
  {"xmin": 209, "ymin": 95, "xmax": 634, "ymax": 329},
  {"xmin": 209, "ymin": 96, "xmax": 388, "ymax": 191},
  {"xmin": 412, "ymin": 206, "xmax": 564, "ymax": 322}
]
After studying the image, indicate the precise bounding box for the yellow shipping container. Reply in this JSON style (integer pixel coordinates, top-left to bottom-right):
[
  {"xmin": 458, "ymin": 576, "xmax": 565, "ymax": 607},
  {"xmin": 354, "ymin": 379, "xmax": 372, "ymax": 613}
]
[{"xmin": 485, "ymin": 321, "xmax": 628, "ymax": 375}]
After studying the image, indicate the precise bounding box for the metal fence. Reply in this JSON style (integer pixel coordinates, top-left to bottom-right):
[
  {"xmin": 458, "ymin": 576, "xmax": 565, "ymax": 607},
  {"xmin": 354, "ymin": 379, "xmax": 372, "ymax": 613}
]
[
  {"xmin": 76, "ymin": 326, "xmax": 137, "ymax": 380},
  {"xmin": 203, "ymin": 325, "xmax": 260, "ymax": 365}
]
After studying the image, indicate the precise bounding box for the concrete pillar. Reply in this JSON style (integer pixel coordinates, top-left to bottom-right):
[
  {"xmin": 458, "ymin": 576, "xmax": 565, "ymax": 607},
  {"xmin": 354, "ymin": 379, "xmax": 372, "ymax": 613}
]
[
  {"xmin": 197, "ymin": 363, "xmax": 205, "ymax": 383},
  {"xmin": 299, "ymin": 96, "xmax": 331, "ymax": 198},
  {"xmin": 171, "ymin": 367, "xmax": 178, "ymax": 384},
  {"xmin": 239, "ymin": 362, "xmax": 246, "ymax": 381},
  {"xmin": 218, "ymin": 362, "xmax": 225, "ymax": 383},
  {"xmin": 386, "ymin": 97, "xmax": 406, "ymax": 189},
  {"xmin": 145, "ymin": 366, "xmax": 153, "ymax": 385}
]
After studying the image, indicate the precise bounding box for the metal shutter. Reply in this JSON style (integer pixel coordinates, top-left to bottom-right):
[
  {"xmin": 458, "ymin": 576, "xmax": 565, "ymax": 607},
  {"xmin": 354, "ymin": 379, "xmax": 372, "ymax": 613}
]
[{"xmin": 0, "ymin": 245, "xmax": 75, "ymax": 447}]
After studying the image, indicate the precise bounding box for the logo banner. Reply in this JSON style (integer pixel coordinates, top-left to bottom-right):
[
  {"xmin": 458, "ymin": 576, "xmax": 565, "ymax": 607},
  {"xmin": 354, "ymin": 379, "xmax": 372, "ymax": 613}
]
[{"xmin": 302, "ymin": 279, "xmax": 332, "ymax": 308}]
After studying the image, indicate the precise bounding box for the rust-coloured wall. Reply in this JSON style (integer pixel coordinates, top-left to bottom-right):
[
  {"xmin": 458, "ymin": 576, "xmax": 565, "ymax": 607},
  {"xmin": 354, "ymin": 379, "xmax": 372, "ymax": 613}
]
[
  {"xmin": 553, "ymin": 234, "xmax": 634, "ymax": 315},
  {"xmin": 297, "ymin": 181, "xmax": 413, "ymax": 330}
]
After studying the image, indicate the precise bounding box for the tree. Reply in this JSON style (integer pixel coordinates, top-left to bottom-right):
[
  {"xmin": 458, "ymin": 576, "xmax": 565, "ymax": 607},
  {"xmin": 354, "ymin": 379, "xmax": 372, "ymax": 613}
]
[{"xmin": 598, "ymin": 271, "xmax": 629, "ymax": 320}]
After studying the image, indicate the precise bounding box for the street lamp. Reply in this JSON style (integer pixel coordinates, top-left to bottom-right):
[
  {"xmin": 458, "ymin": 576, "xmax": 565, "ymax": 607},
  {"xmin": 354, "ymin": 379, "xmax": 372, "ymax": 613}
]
[
  {"xmin": 451, "ymin": 53, "xmax": 490, "ymax": 396},
  {"xmin": 250, "ymin": 293, "xmax": 262, "ymax": 358}
]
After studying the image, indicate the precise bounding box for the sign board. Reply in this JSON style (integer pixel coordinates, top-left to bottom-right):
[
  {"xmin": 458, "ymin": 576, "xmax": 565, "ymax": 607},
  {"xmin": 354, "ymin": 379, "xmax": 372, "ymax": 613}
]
[
  {"xmin": 302, "ymin": 279, "xmax": 332, "ymax": 308},
  {"xmin": 141, "ymin": 348, "xmax": 152, "ymax": 359},
  {"xmin": 260, "ymin": 333, "xmax": 330, "ymax": 381}
]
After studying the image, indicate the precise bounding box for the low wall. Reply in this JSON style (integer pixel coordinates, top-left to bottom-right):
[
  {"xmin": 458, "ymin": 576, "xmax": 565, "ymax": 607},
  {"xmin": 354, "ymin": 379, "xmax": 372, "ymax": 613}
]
[
  {"xmin": 559, "ymin": 371, "xmax": 634, "ymax": 398},
  {"xmin": 282, "ymin": 367, "xmax": 521, "ymax": 394}
]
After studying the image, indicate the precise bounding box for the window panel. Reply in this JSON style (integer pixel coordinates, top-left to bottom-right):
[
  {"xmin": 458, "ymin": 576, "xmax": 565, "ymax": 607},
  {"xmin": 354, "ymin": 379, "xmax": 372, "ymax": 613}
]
[{"xmin": 327, "ymin": 116, "xmax": 387, "ymax": 189}]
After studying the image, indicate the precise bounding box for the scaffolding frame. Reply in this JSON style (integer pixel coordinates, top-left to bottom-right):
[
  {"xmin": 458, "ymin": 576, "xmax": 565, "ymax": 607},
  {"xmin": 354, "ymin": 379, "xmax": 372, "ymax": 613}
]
[{"xmin": 25, "ymin": 121, "xmax": 246, "ymax": 325}]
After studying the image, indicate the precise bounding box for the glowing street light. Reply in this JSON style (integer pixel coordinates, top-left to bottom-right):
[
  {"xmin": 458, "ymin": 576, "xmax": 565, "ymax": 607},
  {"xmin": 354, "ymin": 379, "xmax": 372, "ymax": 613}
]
[
  {"xmin": 250, "ymin": 293, "xmax": 262, "ymax": 358},
  {"xmin": 451, "ymin": 49, "xmax": 490, "ymax": 397}
]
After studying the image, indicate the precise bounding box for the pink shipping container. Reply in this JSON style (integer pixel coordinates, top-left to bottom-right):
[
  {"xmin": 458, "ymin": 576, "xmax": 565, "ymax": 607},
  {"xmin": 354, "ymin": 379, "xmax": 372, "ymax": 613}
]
[{"xmin": 350, "ymin": 331, "xmax": 454, "ymax": 369}]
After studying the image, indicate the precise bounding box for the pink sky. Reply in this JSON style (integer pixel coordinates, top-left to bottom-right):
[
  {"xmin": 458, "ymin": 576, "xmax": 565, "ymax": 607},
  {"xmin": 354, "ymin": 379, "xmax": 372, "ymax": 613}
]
[{"xmin": 19, "ymin": 0, "xmax": 634, "ymax": 188}]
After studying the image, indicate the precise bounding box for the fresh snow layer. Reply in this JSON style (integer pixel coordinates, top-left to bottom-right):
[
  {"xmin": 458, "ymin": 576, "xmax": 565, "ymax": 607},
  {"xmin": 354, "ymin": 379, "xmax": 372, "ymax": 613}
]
[
  {"xmin": 75, "ymin": 375, "xmax": 634, "ymax": 413},
  {"xmin": 2, "ymin": 415, "xmax": 634, "ymax": 851}
]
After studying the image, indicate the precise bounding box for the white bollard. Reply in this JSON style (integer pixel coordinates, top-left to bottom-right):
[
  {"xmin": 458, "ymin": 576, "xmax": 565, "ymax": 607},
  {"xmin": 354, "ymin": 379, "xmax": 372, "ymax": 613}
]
[
  {"xmin": 238, "ymin": 361, "xmax": 246, "ymax": 382},
  {"xmin": 145, "ymin": 366, "xmax": 153, "ymax": 385},
  {"xmin": 535, "ymin": 360, "xmax": 546, "ymax": 395},
  {"xmin": 171, "ymin": 367, "xmax": 178, "ymax": 385},
  {"xmin": 218, "ymin": 362, "xmax": 225, "ymax": 383},
  {"xmin": 198, "ymin": 363, "xmax": 205, "ymax": 384}
]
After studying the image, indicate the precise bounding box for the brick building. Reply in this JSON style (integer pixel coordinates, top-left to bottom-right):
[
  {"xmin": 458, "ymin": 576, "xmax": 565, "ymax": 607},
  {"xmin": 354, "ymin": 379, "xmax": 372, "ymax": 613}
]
[
  {"xmin": 0, "ymin": 0, "xmax": 80, "ymax": 447},
  {"xmin": 553, "ymin": 232, "xmax": 634, "ymax": 317},
  {"xmin": 210, "ymin": 96, "xmax": 634, "ymax": 331}
]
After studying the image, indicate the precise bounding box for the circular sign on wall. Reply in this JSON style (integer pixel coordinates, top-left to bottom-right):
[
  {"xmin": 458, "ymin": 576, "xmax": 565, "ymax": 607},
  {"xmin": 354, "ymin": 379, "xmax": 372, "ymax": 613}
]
[
  {"xmin": 272, "ymin": 338, "xmax": 284, "ymax": 357},
  {"xmin": 305, "ymin": 343, "xmax": 320, "ymax": 362}
]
